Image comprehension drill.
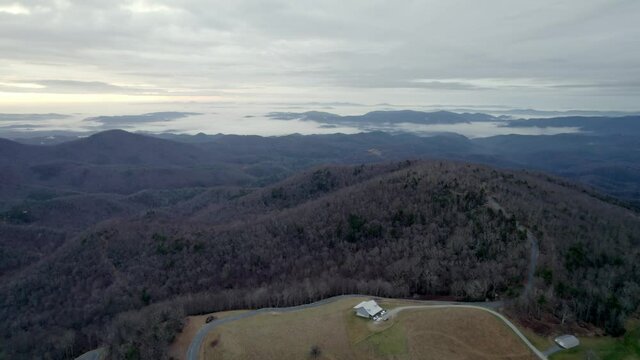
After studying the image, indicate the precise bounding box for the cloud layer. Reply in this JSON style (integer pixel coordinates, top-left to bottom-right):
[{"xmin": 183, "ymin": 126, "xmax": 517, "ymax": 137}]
[{"xmin": 0, "ymin": 0, "xmax": 639, "ymax": 110}]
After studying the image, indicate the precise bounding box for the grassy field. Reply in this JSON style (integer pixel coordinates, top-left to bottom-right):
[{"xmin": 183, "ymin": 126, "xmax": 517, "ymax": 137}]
[
  {"xmin": 398, "ymin": 307, "xmax": 534, "ymax": 359},
  {"xmin": 549, "ymin": 319, "xmax": 640, "ymax": 360},
  {"xmin": 168, "ymin": 309, "xmax": 249, "ymax": 360},
  {"xmin": 197, "ymin": 297, "xmax": 536, "ymax": 360},
  {"xmin": 169, "ymin": 299, "xmax": 639, "ymax": 360}
]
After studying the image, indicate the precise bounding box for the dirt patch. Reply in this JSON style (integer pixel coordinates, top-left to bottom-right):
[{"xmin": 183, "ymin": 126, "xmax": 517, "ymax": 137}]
[{"xmin": 209, "ymin": 335, "xmax": 220, "ymax": 348}]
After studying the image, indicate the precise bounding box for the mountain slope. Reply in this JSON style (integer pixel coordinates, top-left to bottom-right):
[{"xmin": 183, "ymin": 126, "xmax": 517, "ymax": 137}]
[
  {"xmin": 1, "ymin": 161, "xmax": 638, "ymax": 359},
  {"xmin": 474, "ymin": 134, "xmax": 640, "ymax": 203},
  {"xmin": 50, "ymin": 130, "xmax": 211, "ymax": 166},
  {"xmin": 0, "ymin": 131, "xmax": 255, "ymax": 204}
]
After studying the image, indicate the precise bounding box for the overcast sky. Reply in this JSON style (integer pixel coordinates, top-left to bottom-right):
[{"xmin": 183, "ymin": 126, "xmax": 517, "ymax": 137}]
[{"xmin": 1, "ymin": 0, "xmax": 639, "ymax": 114}]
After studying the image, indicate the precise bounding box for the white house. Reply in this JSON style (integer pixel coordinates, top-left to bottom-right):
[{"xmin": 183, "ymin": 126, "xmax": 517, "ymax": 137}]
[
  {"xmin": 554, "ymin": 335, "xmax": 580, "ymax": 349},
  {"xmin": 353, "ymin": 300, "xmax": 384, "ymax": 319}
]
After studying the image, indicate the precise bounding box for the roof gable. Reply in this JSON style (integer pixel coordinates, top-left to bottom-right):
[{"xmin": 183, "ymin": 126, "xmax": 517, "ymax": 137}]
[{"xmin": 353, "ymin": 300, "xmax": 383, "ymax": 316}]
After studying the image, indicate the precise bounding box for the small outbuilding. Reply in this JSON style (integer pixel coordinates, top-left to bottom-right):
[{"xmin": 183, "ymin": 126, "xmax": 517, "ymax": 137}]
[
  {"xmin": 353, "ymin": 300, "xmax": 384, "ymax": 319},
  {"xmin": 554, "ymin": 335, "xmax": 580, "ymax": 349}
]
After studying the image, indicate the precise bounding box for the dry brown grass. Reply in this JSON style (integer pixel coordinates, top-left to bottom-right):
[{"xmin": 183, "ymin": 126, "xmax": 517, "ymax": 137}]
[
  {"xmin": 167, "ymin": 310, "xmax": 248, "ymax": 360},
  {"xmin": 202, "ymin": 297, "xmax": 367, "ymax": 360},
  {"xmin": 196, "ymin": 298, "xmax": 537, "ymax": 360},
  {"xmin": 400, "ymin": 308, "xmax": 536, "ymax": 360}
]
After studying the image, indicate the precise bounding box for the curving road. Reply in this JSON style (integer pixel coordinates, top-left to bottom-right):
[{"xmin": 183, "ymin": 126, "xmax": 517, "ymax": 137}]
[
  {"xmin": 543, "ymin": 344, "xmax": 562, "ymax": 357},
  {"xmin": 185, "ymin": 295, "xmax": 546, "ymax": 360}
]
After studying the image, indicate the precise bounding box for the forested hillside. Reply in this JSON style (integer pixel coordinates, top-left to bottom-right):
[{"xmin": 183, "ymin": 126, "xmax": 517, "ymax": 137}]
[{"xmin": 1, "ymin": 160, "xmax": 638, "ymax": 359}]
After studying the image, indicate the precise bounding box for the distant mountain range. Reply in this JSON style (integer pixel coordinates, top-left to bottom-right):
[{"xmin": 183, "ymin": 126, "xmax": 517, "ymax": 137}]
[
  {"xmin": 2, "ymin": 123, "xmax": 639, "ymax": 207},
  {"xmin": 3, "ymin": 109, "xmax": 640, "ymax": 143},
  {"xmin": 267, "ymin": 110, "xmax": 499, "ymax": 126},
  {"xmin": 469, "ymin": 108, "xmax": 640, "ymax": 118},
  {"xmin": 266, "ymin": 110, "xmax": 640, "ymax": 133},
  {"xmin": 503, "ymin": 115, "xmax": 640, "ymax": 135}
]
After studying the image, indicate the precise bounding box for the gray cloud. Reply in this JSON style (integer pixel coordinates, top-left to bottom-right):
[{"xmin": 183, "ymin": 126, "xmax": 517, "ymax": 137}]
[
  {"xmin": 85, "ymin": 112, "xmax": 202, "ymax": 129},
  {"xmin": 0, "ymin": 0, "xmax": 639, "ymax": 110},
  {"xmin": 36, "ymin": 80, "xmax": 149, "ymax": 94},
  {"xmin": 0, "ymin": 123, "xmax": 46, "ymax": 129},
  {"xmin": 0, "ymin": 80, "xmax": 163, "ymax": 94},
  {"xmin": 0, "ymin": 113, "xmax": 70, "ymax": 121}
]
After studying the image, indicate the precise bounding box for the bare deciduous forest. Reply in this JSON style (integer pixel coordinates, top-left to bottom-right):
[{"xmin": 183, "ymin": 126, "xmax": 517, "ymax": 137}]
[{"xmin": 1, "ymin": 160, "xmax": 639, "ymax": 359}]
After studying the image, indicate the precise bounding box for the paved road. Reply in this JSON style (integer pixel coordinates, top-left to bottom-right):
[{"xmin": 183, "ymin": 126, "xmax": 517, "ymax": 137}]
[
  {"xmin": 543, "ymin": 344, "xmax": 562, "ymax": 357},
  {"xmin": 185, "ymin": 295, "xmax": 546, "ymax": 360}
]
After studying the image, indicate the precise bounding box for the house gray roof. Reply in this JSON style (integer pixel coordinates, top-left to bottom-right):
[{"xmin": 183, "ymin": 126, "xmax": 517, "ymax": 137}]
[
  {"xmin": 353, "ymin": 300, "xmax": 383, "ymax": 316},
  {"xmin": 554, "ymin": 335, "xmax": 580, "ymax": 349}
]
